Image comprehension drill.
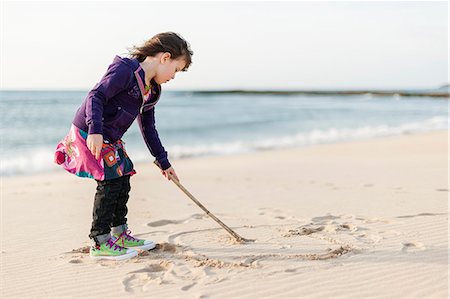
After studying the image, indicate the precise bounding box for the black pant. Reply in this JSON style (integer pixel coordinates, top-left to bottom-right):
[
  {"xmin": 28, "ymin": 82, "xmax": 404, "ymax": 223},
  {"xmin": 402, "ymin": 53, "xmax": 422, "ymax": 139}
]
[{"xmin": 89, "ymin": 175, "xmax": 131, "ymax": 240}]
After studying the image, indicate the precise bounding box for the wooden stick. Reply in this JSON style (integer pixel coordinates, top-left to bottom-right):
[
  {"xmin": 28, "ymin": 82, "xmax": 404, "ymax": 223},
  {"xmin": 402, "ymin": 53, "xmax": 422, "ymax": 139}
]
[{"xmin": 154, "ymin": 162, "xmax": 250, "ymax": 243}]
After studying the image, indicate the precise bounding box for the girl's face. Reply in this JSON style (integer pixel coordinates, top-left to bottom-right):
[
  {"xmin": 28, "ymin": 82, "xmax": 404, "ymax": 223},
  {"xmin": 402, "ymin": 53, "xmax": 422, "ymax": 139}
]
[{"xmin": 155, "ymin": 53, "xmax": 186, "ymax": 85}]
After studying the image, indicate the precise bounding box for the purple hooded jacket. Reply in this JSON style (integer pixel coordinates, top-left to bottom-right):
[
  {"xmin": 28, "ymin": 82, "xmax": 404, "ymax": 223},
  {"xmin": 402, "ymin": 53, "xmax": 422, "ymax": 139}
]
[{"xmin": 72, "ymin": 55, "xmax": 171, "ymax": 170}]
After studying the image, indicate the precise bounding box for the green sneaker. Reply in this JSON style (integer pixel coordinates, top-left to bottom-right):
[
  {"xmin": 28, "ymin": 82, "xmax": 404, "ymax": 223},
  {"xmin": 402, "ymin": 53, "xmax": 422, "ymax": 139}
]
[
  {"xmin": 89, "ymin": 237, "xmax": 138, "ymax": 261},
  {"xmin": 112, "ymin": 229, "xmax": 156, "ymax": 251}
]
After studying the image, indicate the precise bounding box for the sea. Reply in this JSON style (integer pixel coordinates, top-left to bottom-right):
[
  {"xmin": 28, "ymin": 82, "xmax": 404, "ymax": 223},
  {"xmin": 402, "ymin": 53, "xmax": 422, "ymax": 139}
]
[{"xmin": 0, "ymin": 90, "xmax": 447, "ymax": 177}]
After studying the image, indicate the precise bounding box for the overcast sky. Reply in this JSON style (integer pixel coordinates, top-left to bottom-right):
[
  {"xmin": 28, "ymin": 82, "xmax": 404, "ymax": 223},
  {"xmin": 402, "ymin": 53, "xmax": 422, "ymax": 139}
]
[{"xmin": 1, "ymin": 1, "xmax": 448, "ymax": 90}]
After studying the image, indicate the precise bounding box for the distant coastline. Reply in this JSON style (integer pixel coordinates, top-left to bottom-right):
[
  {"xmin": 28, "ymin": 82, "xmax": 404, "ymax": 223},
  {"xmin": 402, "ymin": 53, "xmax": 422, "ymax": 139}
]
[
  {"xmin": 0, "ymin": 89, "xmax": 450, "ymax": 99},
  {"xmin": 1, "ymin": 85, "xmax": 449, "ymax": 98},
  {"xmin": 190, "ymin": 89, "xmax": 449, "ymax": 98}
]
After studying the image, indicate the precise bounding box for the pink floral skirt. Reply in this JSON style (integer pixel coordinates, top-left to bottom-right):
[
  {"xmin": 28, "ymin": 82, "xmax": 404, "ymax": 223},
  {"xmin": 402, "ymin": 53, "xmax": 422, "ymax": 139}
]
[{"xmin": 54, "ymin": 124, "xmax": 136, "ymax": 181}]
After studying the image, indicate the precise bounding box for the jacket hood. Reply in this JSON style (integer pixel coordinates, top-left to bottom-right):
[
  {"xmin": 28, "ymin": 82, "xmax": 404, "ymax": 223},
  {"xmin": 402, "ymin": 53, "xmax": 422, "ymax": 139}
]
[
  {"xmin": 112, "ymin": 55, "xmax": 161, "ymax": 88},
  {"xmin": 113, "ymin": 55, "xmax": 140, "ymax": 71}
]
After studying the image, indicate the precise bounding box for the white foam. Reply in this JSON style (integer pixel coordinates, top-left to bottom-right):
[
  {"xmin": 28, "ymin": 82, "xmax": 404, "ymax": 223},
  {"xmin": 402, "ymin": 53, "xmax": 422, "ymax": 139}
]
[
  {"xmin": 1, "ymin": 146, "xmax": 61, "ymax": 177},
  {"xmin": 166, "ymin": 116, "xmax": 448, "ymax": 159}
]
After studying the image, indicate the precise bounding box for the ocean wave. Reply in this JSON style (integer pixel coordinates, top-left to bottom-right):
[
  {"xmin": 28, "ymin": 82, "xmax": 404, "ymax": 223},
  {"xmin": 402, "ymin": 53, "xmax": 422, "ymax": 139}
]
[{"xmin": 168, "ymin": 116, "xmax": 447, "ymax": 158}]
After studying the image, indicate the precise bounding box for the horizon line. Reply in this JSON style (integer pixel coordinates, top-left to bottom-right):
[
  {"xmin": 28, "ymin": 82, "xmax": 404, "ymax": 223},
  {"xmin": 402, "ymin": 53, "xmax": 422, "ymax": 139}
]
[
  {"xmin": 0, "ymin": 85, "xmax": 449, "ymax": 92},
  {"xmin": 1, "ymin": 88, "xmax": 448, "ymax": 98}
]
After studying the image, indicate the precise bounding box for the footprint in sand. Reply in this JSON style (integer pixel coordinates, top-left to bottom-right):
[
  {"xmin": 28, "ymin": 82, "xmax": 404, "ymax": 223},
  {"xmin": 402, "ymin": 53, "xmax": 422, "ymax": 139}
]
[
  {"xmin": 401, "ymin": 241, "xmax": 426, "ymax": 253},
  {"xmin": 129, "ymin": 263, "xmax": 169, "ymax": 273},
  {"xmin": 60, "ymin": 246, "xmax": 90, "ymax": 263},
  {"xmin": 169, "ymin": 265, "xmax": 208, "ymax": 290},
  {"xmin": 355, "ymin": 233, "xmax": 383, "ymax": 244},
  {"xmin": 69, "ymin": 259, "xmax": 83, "ymax": 264},
  {"xmin": 311, "ymin": 215, "xmax": 341, "ymax": 223},
  {"xmin": 258, "ymin": 208, "xmax": 294, "ymax": 221},
  {"xmin": 122, "ymin": 261, "xmax": 173, "ymax": 292},
  {"xmin": 130, "ymin": 244, "xmax": 219, "ymax": 291},
  {"xmin": 147, "ymin": 214, "xmax": 206, "ymax": 227},
  {"xmin": 138, "ymin": 243, "xmax": 182, "ymax": 256},
  {"xmin": 284, "ymin": 225, "xmax": 325, "ymax": 236}
]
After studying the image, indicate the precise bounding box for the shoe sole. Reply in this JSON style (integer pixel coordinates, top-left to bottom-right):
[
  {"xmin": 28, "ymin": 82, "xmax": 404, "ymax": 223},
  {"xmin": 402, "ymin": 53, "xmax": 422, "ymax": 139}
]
[{"xmin": 89, "ymin": 249, "xmax": 138, "ymax": 261}]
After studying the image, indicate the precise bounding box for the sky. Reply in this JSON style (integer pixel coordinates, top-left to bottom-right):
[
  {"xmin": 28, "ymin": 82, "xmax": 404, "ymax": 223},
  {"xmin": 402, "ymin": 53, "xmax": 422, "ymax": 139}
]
[{"xmin": 1, "ymin": 0, "xmax": 448, "ymax": 90}]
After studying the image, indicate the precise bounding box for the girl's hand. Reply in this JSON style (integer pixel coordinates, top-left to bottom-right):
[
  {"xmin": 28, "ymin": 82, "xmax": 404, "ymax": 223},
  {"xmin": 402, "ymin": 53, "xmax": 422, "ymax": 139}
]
[
  {"xmin": 161, "ymin": 166, "xmax": 180, "ymax": 182},
  {"xmin": 86, "ymin": 134, "xmax": 103, "ymax": 160}
]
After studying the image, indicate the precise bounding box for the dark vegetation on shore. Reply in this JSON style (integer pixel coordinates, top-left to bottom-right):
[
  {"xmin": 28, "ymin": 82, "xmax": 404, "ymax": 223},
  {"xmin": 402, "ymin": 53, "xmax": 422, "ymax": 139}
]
[{"xmin": 190, "ymin": 89, "xmax": 449, "ymax": 98}]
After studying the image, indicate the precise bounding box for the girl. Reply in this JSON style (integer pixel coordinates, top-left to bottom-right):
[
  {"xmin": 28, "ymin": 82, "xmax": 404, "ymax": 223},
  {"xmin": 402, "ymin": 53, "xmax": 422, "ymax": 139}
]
[{"xmin": 54, "ymin": 32, "xmax": 193, "ymax": 261}]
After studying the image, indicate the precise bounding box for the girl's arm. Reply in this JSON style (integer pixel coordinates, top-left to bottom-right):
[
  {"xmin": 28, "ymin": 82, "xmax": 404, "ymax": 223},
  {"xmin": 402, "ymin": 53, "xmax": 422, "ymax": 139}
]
[{"xmin": 137, "ymin": 107, "xmax": 171, "ymax": 171}]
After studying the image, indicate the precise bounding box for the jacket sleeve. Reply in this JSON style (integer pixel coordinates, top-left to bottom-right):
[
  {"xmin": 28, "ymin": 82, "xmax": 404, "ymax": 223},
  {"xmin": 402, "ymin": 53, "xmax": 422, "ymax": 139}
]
[
  {"xmin": 137, "ymin": 107, "xmax": 172, "ymax": 170},
  {"xmin": 85, "ymin": 61, "xmax": 133, "ymax": 135}
]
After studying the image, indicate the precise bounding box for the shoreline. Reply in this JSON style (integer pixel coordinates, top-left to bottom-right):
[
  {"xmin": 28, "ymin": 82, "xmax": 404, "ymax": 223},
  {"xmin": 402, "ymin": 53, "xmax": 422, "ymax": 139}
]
[{"xmin": 3, "ymin": 129, "xmax": 448, "ymax": 180}]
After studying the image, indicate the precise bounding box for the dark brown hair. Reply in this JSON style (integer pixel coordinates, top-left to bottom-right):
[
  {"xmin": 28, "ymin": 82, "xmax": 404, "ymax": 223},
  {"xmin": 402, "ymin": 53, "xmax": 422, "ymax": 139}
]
[{"xmin": 128, "ymin": 32, "xmax": 193, "ymax": 71}]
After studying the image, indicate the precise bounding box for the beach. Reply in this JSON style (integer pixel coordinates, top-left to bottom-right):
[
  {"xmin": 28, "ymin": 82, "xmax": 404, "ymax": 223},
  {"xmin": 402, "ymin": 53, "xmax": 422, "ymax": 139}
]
[{"xmin": 1, "ymin": 130, "xmax": 448, "ymax": 298}]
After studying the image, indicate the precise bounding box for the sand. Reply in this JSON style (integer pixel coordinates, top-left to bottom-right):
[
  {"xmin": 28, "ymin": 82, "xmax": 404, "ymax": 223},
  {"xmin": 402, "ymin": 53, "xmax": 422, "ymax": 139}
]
[{"xmin": 1, "ymin": 131, "xmax": 448, "ymax": 298}]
